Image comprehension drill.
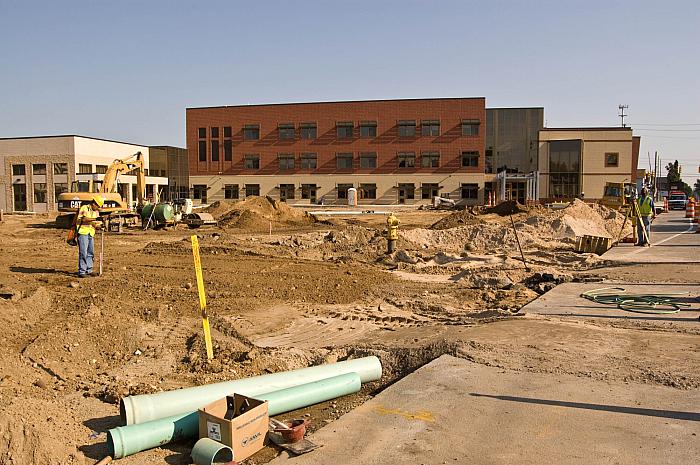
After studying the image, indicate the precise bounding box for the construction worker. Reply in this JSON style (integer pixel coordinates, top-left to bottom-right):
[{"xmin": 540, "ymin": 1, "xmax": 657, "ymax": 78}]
[
  {"xmin": 636, "ymin": 187, "xmax": 655, "ymax": 246},
  {"xmin": 76, "ymin": 196, "xmax": 104, "ymax": 277}
]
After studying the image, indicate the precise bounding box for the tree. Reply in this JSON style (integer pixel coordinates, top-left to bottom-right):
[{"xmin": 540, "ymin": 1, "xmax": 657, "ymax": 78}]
[{"xmin": 665, "ymin": 160, "xmax": 692, "ymax": 195}]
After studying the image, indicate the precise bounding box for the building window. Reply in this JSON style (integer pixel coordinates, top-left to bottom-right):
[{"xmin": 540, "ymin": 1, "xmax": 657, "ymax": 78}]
[
  {"xmin": 12, "ymin": 164, "xmax": 26, "ymax": 176},
  {"xmin": 54, "ymin": 183, "xmax": 68, "ymax": 200},
  {"xmin": 461, "ymin": 183, "xmax": 478, "ymax": 200},
  {"xmin": 33, "ymin": 183, "xmax": 47, "ymax": 203},
  {"xmin": 224, "ymin": 126, "xmax": 232, "ymax": 138},
  {"xmin": 211, "ymin": 127, "xmax": 219, "ymax": 138},
  {"xmin": 421, "ymin": 183, "xmax": 440, "ymax": 199},
  {"xmin": 279, "ymin": 184, "xmax": 295, "ymax": 201},
  {"xmin": 278, "ymin": 123, "xmax": 295, "ymax": 140},
  {"xmin": 300, "ymin": 122, "xmax": 317, "ymax": 139},
  {"xmin": 193, "ymin": 184, "xmax": 207, "ymax": 202},
  {"xmin": 32, "ymin": 164, "xmax": 47, "ymax": 175},
  {"xmin": 224, "ymin": 184, "xmax": 239, "ymax": 199},
  {"xmin": 549, "ymin": 140, "xmax": 581, "ymax": 198},
  {"xmin": 337, "ymin": 183, "xmax": 353, "ymax": 199},
  {"xmin": 244, "ymin": 124, "xmax": 260, "ymax": 140},
  {"xmin": 359, "ymin": 152, "xmax": 377, "ymax": 169},
  {"xmin": 359, "ymin": 121, "xmax": 377, "ymax": 138},
  {"xmin": 300, "ymin": 152, "xmax": 317, "ymax": 169},
  {"xmin": 398, "ymin": 183, "xmax": 415, "ymax": 202},
  {"xmin": 79, "ymin": 163, "xmax": 92, "ymax": 174},
  {"xmin": 336, "ymin": 153, "xmax": 353, "ymax": 169},
  {"xmin": 485, "ymin": 148, "xmax": 494, "ymax": 174},
  {"xmin": 301, "ymin": 184, "xmax": 317, "ymax": 200},
  {"xmin": 359, "ymin": 183, "xmax": 377, "ymax": 200},
  {"xmin": 245, "ymin": 184, "xmax": 260, "ymax": 197},
  {"xmin": 421, "ymin": 120, "xmax": 440, "ymax": 136},
  {"xmin": 53, "ymin": 163, "xmax": 68, "ymax": 175},
  {"xmin": 198, "ymin": 140, "xmax": 207, "ymax": 162},
  {"xmin": 95, "ymin": 164, "xmax": 108, "ymax": 174},
  {"xmin": 461, "ymin": 151, "xmax": 479, "ymax": 167},
  {"xmin": 397, "ymin": 152, "xmax": 415, "ymax": 168},
  {"xmin": 398, "ymin": 120, "xmax": 416, "ymax": 137},
  {"xmin": 336, "ymin": 121, "xmax": 354, "ymax": 138},
  {"xmin": 278, "ymin": 153, "xmax": 295, "ymax": 170},
  {"xmin": 461, "ymin": 119, "xmax": 480, "ymax": 136},
  {"xmin": 244, "ymin": 154, "xmax": 260, "ymax": 170},
  {"xmin": 211, "ymin": 140, "xmax": 219, "ymax": 161},
  {"xmin": 605, "ymin": 152, "xmax": 619, "ymax": 167},
  {"xmin": 198, "ymin": 127, "xmax": 206, "ymax": 138},
  {"xmin": 224, "ymin": 140, "xmax": 232, "ymax": 161},
  {"xmin": 421, "ymin": 151, "xmax": 440, "ymax": 168}
]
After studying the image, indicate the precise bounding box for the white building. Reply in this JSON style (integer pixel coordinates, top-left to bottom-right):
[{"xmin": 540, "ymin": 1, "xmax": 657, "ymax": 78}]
[{"xmin": 0, "ymin": 135, "xmax": 168, "ymax": 213}]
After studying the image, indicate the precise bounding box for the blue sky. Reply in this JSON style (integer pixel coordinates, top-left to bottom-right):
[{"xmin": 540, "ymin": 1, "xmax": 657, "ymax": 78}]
[{"xmin": 1, "ymin": 0, "xmax": 698, "ymax": 184}]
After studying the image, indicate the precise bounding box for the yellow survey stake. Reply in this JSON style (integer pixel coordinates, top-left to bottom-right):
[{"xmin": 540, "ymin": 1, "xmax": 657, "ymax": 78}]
[{"xmin": 191, "ymin": 235, "xmax": 214, "ymax": 360}]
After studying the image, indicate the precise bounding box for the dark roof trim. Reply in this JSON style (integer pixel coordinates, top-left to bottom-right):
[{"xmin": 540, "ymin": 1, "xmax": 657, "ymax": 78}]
[
  {"xmin": 0, "ymin": 134, "xmax": 150, "ymax": 146},
  {"xmin": 541, "ymin": 127, "xmax": 632, "ymax": 131},
  {"xmin": 186, "ymin": 96, "xmax": 486, "ymax": 111}
]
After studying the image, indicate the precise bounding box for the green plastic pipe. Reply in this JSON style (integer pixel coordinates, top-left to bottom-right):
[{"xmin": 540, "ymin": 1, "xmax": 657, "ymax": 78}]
[
  {"xmin": 108, "ymin": 372, "xmax": 361, "ymax": 459},
  {"xmin": 191, "ymin": 438, "xmax": 233, "ymax": 465},
  {"xmin": 121, "ymin": 356, "xmax": 381, "ymax": 425}
]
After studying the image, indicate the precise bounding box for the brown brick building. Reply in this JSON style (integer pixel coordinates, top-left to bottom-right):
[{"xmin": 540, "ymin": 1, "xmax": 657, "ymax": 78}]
[{"xmin": 186, "ymin": 98, "xmax": 487, "ymax": 205}]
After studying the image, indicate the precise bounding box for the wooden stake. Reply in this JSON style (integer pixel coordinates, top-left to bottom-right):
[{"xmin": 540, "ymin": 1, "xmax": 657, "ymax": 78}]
[
  {"xmin": 510, "ymin": 214, "xmax": 529, "ymax": 271},
  {"xmin": 191, "ymin": 235, "xmax": 214, "ymax": 360}
]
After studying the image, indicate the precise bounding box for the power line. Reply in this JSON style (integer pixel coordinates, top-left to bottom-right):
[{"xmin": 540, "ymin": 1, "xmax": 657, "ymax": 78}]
[
  {"xmin": 631, "ymin": 123, "xmax": 700, "ymax": 126},
  {"xmin": 634, "ymin": 128, "xmax": 700, "ymax": 132}
]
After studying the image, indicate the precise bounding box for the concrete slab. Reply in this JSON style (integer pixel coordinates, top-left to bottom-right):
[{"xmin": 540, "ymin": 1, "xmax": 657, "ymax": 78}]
[
  {"xmin": 519, "ymin": 282, "xmax": 700, "ymax": 324},
  {"xmin": 603, "ymin": 211, "xmax": 700, "ymax": 263},
  {"xmin": 268, "ymin": 355, "xmax": 700, "ymax": 465}
]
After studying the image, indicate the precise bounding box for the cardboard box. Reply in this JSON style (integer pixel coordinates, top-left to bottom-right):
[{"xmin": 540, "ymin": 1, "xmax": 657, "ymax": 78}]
[{"xmin": 198, "ymin": 394, "xmax": 269, "ymax": 462}]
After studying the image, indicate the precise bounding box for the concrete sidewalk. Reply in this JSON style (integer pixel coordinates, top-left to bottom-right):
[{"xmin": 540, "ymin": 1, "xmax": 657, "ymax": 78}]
[
  {"xmin": 603, "ymin": 211, "xmax": 699, "ymax": 263},
  {"xmin": 268, "ymin": 355, "xmax": 699, "ymax": 465},
  {"xmin": 519, "ymin": 282, "xmax": 700, "ymax": 325}
]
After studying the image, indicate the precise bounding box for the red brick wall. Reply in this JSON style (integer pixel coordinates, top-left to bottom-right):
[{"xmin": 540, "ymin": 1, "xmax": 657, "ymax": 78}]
[{"xmin": 186, "ymin": 98, "xmax": 485, "ymax": 177}]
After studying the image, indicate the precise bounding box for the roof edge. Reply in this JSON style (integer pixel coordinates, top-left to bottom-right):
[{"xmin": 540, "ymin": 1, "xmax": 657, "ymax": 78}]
[{"xmin": 186, "ymin": 96, "xmax": 487, "ymax": 111}]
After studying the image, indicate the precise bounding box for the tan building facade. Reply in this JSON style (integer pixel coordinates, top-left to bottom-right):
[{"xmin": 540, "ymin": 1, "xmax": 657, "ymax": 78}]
[
  {"xmin": 538, "ymin": 128, "xmax": 640, "ymax": 200},
  {"xmin": 0, "ymin": 135, "xmax": 168, "ymax": 213}
]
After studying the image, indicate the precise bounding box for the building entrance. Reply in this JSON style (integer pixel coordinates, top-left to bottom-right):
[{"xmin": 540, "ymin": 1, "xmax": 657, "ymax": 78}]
[{"xmin": 13, "ymin": 184, "xmax": 27, "ymax": 211}]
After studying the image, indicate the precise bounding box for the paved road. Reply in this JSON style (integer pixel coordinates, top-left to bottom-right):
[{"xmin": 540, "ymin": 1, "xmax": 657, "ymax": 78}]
[
  {"xmin": 603, "ymin": 210, "xmax": 699, "ymax": 263},
  {"xmin": 269, "ymin": 355, "xmax": 700, "ymax": 465}
]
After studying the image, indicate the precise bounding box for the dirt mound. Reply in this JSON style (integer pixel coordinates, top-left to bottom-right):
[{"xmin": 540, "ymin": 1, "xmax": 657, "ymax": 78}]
[
  {"xmin": 484, "ymin": 200, "xmax": 528, "ymax": 216},
  {"xmin": 402, "ymin": 199, "xmax": 630, "ymax": 253},
  {"xmin": 431, "ymin": 209, "xmax": 483, "ymax": 230},
  {"xmin": 206, "ymin": 196, "xmax": 314, "ymax": 230}
]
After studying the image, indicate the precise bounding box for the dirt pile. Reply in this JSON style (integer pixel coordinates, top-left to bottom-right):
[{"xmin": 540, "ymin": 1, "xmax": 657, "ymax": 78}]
[
  {"xmin": 205, "ymin": 196, "xmax": 314, "ymax": 230},
  {"xmin": 431, "ymin": 209, "xmax": 483, "ymax": 230},
  {"xmin": 402, "ymin": 199, "xmax": 629, "ymax": 253},
  {"xmin": 484, "ymin": 199, "xmax": 528, "ymax": 216}
]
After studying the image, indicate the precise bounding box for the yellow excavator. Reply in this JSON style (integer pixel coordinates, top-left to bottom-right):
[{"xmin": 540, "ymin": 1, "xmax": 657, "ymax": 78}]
[{"xmin": 56, "ymin": 152, "xmax": 146, "ymax": 228}]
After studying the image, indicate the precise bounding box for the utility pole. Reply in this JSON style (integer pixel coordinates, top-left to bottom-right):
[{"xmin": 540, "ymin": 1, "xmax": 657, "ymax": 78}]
[{"xmin": 618, "ymin": 104, "xmax": 629, "ymax": 127}]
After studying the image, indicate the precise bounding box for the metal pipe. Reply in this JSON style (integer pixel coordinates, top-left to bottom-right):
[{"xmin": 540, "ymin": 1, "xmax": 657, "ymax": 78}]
[
  {"xmin": 108, "ymin": 372, "xmax": 361, "ymax": 459},
  {"xmin": 121, "ymin": 356, "xmax": 381, "ymax": 425}
]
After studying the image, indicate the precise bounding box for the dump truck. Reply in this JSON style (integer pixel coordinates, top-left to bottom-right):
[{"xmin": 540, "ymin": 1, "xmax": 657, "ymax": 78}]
[{"xmin": 667, "ymin": 191, "xmax": 688, "ymax": 210}]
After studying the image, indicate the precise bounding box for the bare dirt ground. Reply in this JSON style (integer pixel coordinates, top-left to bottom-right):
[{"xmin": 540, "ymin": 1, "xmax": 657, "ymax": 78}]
[{"xmin": 0, "ymin": 198, "xmax": 697, "ymax": 465}]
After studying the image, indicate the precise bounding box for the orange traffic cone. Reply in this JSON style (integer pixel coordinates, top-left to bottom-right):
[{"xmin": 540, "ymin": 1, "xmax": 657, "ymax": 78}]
[{"xmin": 687, "ymin": 199, "xmax": 695, "ymax": 218}]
